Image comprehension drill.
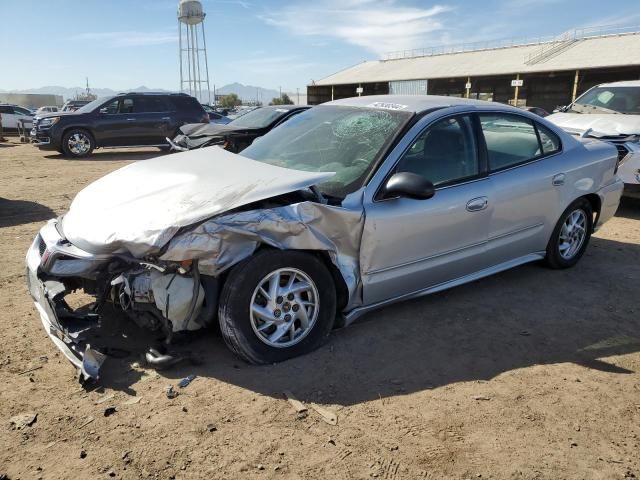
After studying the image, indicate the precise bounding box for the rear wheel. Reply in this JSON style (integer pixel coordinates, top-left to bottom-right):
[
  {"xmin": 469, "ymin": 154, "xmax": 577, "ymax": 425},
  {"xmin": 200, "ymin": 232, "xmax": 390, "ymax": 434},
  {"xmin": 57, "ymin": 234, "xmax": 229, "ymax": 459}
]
[
  {"xmin": 61, "ymin": 129, "xmax": 95, "ymax": 158},
  {"xmin": 545, "ymin": 198, "xmax": 593, "ymax": 269},
  {"xmin": 218, "ymin": 250, "xmax": 336, "ymax": 364}
]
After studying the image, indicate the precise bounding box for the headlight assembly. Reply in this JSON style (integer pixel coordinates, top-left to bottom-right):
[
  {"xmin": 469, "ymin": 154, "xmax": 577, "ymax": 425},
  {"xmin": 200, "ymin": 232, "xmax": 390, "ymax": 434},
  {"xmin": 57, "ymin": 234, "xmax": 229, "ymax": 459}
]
[{"xmin": 39, "ymin": 117, "xmax": 60, "ymax": 128}]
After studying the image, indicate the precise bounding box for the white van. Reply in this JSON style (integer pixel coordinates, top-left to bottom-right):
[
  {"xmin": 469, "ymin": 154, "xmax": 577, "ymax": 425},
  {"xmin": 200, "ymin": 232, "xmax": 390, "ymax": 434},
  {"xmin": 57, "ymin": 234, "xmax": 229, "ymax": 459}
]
[{"xmin": 0, "ymin": 104, "xmax": 33, "ymax": 130}]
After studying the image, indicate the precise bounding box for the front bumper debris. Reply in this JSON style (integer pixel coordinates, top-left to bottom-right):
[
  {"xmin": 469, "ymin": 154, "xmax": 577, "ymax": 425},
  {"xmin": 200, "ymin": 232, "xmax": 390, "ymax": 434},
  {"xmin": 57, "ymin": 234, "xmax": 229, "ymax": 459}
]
[
  {"xmin": 26, "ymin": 261, "xmax": 106, "ymax": 380},
  {"xmin": 26, "ymin": 224, "xmax": 106, "ymax": 381}
]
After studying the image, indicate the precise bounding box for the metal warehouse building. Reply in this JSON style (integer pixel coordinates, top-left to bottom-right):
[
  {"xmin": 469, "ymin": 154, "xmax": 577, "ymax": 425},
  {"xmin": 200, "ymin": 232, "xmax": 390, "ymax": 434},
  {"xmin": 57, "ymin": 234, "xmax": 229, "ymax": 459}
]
[{"xmin": 307, "ymin": 26, "xmax": 640, "ymax": 112}]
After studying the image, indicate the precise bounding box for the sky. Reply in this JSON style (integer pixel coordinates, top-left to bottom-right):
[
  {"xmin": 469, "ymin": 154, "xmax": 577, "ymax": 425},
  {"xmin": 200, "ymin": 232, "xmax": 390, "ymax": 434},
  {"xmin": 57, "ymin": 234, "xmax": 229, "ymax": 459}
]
[{"xmin": 1, "ymin": 0, "xmax": 639, "ymax": 93}]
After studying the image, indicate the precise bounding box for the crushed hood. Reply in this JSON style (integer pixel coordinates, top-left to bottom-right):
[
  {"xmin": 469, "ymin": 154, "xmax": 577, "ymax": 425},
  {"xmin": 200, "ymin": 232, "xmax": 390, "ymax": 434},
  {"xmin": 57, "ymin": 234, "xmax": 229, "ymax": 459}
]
[
  {"xmin": 61, "ymin": 147, "xmax": 334, "ymax": 256},
  {"xmin": 547, "ymin": 112, "xmax": 640, "ymax": 137}
]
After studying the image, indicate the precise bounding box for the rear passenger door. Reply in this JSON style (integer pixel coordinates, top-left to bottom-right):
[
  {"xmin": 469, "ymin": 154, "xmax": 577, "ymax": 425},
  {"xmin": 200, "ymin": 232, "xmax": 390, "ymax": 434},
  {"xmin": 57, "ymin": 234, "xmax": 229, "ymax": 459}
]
[
  {"xmin": 479, "ymin": 112, "xmax": 563, "ymax": 265},
  {"xmin": 134, "ymin": 97, "xmax": 174, "ymax": 144}
]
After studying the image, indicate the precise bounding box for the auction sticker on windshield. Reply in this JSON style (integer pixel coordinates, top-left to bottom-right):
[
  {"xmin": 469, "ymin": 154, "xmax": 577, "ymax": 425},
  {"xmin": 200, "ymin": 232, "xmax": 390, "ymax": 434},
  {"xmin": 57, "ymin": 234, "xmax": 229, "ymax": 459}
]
[{"xmin": 367, "ymin": 102, "xmax": 408, "ymax": 110}]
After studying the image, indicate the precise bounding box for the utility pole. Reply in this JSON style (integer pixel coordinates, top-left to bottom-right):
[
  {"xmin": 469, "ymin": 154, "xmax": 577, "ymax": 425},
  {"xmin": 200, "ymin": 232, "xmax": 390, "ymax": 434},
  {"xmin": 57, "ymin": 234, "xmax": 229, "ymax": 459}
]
[{"xmin": 297, "ymin": 87, "xmax": 300, "ymax": 105}]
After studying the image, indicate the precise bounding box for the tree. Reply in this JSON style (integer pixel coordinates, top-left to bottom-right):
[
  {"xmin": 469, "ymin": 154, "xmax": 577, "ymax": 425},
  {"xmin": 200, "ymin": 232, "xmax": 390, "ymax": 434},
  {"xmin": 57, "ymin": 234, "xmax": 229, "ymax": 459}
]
[
  {"xmin": 270, "ymin": 93, "xmax": 294, "ymax": 105},
  {"xmin": 220, "ymin": 93, "xmax": 241, "ymax": 109}
]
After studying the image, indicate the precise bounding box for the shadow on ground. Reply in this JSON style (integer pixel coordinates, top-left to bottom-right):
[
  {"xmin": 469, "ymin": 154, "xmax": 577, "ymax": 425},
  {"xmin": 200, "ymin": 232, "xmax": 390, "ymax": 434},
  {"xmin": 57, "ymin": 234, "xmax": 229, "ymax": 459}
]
[
  {"xmin": 0, "ymin": 198, "xmax": 56, "ymax": 227},
  {"xmin": 617, "ymin": 196, "xmax": 640, "ymax": 220},
  {"xmin": 44, "ymin": 149, "xmax": 170, "ymax": 161},
  {"xmin": 95, "ymin": 234, "xmax": 640, "ymax": 406}
]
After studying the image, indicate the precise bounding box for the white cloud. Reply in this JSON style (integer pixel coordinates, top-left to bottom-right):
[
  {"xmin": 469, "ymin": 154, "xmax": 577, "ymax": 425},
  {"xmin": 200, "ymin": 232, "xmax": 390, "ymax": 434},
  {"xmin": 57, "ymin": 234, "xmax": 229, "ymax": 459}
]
[
  {"xmin": 70, "ymin": 31, "xmax": 178, "ymax": 47},
  {"xmin": 261, "ymin": 0, "xmax": 451, "ymax": 56}
]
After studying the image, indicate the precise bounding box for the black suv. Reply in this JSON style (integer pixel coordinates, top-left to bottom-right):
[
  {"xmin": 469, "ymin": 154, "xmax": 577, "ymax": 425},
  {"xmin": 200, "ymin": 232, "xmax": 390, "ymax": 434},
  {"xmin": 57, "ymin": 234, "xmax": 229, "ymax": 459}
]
[{"xmin": 31, "ymin": 92, "xmax": 209, "ymax": 158}]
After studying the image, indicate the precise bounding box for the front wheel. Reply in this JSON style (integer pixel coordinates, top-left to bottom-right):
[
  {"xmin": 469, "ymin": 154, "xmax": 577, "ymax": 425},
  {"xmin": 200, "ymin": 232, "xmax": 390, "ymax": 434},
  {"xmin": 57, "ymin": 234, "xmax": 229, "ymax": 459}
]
[
  {"xmin": 218, "ymin": 250, "xmax": 336, "ymax": 364},
  {"xmin": 545, "ymin": 198, "xmax": 593, "ymax": 269},
  {"xmin": 61, "ymin": 129, "xmax": 95, "ymax": 158}
]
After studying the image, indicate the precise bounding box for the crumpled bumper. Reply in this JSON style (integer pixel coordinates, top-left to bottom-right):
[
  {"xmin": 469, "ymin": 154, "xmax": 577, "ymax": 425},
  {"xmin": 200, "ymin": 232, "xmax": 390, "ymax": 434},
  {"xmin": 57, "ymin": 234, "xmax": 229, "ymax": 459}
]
[
  {"xmin": 25, "ymin": 232, "xmax": 106, "ymax": 381},
  {"xmin": 618, "ymin": 148, "xmax": 640, "ymax": 185}
]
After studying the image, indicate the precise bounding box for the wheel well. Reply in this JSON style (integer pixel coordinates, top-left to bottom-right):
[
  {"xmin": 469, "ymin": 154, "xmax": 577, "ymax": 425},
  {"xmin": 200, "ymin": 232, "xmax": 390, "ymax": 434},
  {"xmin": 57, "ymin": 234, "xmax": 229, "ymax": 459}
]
[
  {"xmin": 582, "ymin": 193, "xmax": 601, "ymax": 226},
  {"xmin": 62, "ymin": 126, "xmax": 95, "ymax": 143}
]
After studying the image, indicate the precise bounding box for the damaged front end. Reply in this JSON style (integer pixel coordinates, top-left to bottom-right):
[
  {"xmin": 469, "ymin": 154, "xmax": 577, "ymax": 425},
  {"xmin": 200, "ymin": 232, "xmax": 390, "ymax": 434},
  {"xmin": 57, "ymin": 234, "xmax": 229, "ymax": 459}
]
[{"xmin": 26, "ymin": 219, "xmax": 218, "ymax": 381}]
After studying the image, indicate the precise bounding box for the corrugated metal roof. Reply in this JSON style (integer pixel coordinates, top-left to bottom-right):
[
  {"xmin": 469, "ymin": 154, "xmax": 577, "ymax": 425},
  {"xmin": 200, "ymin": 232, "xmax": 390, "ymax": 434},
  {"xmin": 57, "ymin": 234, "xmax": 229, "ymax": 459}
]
[{"xmin": 313, "ymin": 33, "xmax": 640, "ymax": 86}]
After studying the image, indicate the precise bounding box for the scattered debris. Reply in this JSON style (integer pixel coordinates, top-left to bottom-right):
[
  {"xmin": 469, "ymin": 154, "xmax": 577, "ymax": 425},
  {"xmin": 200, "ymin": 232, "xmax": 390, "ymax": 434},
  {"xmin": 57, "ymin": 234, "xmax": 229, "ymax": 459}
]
[
  {"xmin": 9, "ymin": 412, "xmax": 37, "ymax": 430},
  {"xmin": 122, "ymin": 396, "xmax": 141, "ymax": 406},
  {"xmin": 473, "ymin": 396, "xmax": 491, "ymax": 401},
  {"xmin": 257, "ymin": 464, "xmax": 265, "ymax": 470},
  {"xmin": 80, "ymin": 449, "xmax": 87, "ymax": 459},
  {"xmin": 283, "ymin": 390, "xmax": 307, "ymax": 413},
  {"xmin": 166, "ymin": 385, "xmax": 179, "ymax": 399},
  {"xmin": 519, "ymin": 330, "xmax": 531, "ymax": 336},
  {"xmin": 78, "ymin": 416, "xmax": 95, "ymax": 429},
  {"xmin": 104, "ymin": 407, "xmax": 117, "ymax": 417},
  {"xmin": 570, "ymin": 441, "xmax": 578, "ymax": 447},
  {"xmin": 122, "ymin": 451, "xmax": 132, "ymax": 463},
  {"xmin": 18, "ymin": 365, "xmax": 43, "ymax": 375},
  {"xmin": 310, "ymin": 404, "xmax": 338, "ymax": 425},
  {"xmin": 206, "ymin": 423, "xmax": 217, "ymax": 432},
  {"xmin": 178, "ymin": 374, "xmax": 196, "ymax": 388},
  {"xmin": 95, "ymin": 393, "xmax": 115, "ymax": 404},
  {"xmin": 182, "ymin": 406, "xmax": 188, "ymax": 413}
]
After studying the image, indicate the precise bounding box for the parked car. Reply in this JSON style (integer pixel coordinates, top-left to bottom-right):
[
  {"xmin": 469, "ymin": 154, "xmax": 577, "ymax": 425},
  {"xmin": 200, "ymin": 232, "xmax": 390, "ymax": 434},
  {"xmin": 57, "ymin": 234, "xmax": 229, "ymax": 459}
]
[
  {"xmin": 201, "ymin": 104, "xmax": 231, "ymax": 124},
  {"xmin": 520, "ymin": 106, "xmax": 549, "ymax": 117},
  {"xmin": 0, "ymin": 104, "xmax": 33, "ymax": 131},
  {"xmin": 548, "ymin": 80, "xmax": 640, "ymax": 189},
  {"xmin": 168, "ymin": 105, "xmax": 310, "ymax": 152},
  {"xmin": 61, "ymin": 100, "xmax": 91, "ymax": 112},
  {"xmin": 26, "ymin": 95, "xmax": 623, "ymax": 379},
  {"xmin": 35, "ymin": 106, "xmax": 60, "ymax": 115},
  {"xmin": 31, "ymin": 92, "xmax": 209, "ymax": 158}
]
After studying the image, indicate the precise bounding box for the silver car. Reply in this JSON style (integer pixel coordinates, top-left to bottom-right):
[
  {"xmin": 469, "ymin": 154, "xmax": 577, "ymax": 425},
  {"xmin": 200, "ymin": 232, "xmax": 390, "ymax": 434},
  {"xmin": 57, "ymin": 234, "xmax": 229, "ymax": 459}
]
[{"xmin": 26, "ymin": 95, "xmax": 624, "ymax": 379}]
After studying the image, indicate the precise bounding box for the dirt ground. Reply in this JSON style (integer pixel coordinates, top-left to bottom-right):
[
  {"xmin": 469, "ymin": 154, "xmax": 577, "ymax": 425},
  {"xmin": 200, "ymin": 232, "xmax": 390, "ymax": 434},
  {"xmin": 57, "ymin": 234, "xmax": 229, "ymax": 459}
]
[{"xmin": 1, "ymin": 139, "xmax": 639, "ymax": 480}]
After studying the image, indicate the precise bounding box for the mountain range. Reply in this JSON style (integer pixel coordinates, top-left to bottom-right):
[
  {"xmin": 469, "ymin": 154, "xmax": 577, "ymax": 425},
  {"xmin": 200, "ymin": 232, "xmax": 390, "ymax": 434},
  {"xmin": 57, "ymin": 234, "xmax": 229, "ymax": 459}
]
[{"xmin": 0, "ymin": 83, "xmax": 284, "ymax": 103}]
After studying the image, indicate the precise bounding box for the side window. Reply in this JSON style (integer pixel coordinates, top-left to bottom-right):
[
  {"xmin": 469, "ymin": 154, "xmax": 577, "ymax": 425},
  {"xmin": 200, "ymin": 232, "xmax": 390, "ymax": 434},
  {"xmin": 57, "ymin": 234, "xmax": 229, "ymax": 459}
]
[
  {"xmin": 100, "ymin": 100, "xmax": 120, "ymax": 114},
  {"xmin": 537, "ymin": 123, "xmax": 561, "ymax": 155},
  {"xmin": 136, "ymin": 97, "xmax": 169, "ymax": 113},
  {"xmin": 121, "ymin": 99, "xmax": 134, "ymax": 114},
  {"xmin": 479, "ymin": 114, "xmax": 541, "ymax": 171},
  {"xmin": 0, "ymin": 106, "xmax": 12, "ymax": 114},
  {"xmin": 396, "ymin": 115, "xmax": 479, "ymax": 187}
]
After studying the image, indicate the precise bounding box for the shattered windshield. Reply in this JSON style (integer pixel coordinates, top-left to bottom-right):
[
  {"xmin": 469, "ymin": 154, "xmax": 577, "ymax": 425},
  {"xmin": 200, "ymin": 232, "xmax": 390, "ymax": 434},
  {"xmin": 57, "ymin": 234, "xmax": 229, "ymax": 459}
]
[
  {"xmin": 229, "ymin": 107, "xmax": 292, "ymax": 128},
  {"xmin": 240, "ymin": 105, "xmax": 412, "ymax": 198},
  {"xmin": 574, "ymin": 86, "xmax": 640, "ymax": 114}
]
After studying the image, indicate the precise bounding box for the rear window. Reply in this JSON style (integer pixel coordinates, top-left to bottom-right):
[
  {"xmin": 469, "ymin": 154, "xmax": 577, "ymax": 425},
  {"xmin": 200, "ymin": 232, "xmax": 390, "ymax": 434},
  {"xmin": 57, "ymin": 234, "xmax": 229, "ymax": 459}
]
[{"xmin": 169, "ymin": 96, "xmax": 204, "ymax": 112}]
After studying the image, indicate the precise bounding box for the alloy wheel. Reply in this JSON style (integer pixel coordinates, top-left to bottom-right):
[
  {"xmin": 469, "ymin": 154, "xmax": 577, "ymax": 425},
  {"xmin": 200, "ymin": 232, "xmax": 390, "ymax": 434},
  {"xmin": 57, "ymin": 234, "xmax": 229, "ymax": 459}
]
[
  {"xmin": 249, "ymin": 268, "xmax": 319, "ymax": 348},
  {"xmin": 67, "ymin": 133, "xmax": 91, "ymax": 155},
  {"xmin": 558, "ymin": 209, "xmax": 587, "ymax": 260}
]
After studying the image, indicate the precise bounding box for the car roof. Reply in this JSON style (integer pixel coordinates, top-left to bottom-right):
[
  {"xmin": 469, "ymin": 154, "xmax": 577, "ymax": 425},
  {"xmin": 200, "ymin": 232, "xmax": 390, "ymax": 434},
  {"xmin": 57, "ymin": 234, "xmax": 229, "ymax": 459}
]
[
  {"xmin": 596, "ymin": 80, "xmax": 640, "ymax": 88},
  {"xmin": 325, "ymin": 95, "xmax": 522, "ymax": 114}
]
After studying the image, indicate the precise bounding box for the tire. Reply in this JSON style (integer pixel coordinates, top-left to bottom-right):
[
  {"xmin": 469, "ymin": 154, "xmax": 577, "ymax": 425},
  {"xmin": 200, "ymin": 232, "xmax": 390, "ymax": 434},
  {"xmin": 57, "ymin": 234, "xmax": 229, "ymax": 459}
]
[
  {"xmin": 61, "ymin": 129, "xmax": 95, "ymax": 158},
  {"xmin": 545, "ymin": 198, "xmax": 593, "ymax": 269},
  {"xmin": 218, "ymin": 250, "xmax": 336, "ymax": 364}
]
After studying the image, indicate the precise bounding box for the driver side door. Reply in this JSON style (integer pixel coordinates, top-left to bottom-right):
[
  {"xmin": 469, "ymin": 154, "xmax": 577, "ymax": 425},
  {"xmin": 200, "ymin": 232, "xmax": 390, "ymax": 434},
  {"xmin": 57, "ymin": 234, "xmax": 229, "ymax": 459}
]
[{"xmin": 360, "ymin": 113, "xmax": 493, "ymax": 305}]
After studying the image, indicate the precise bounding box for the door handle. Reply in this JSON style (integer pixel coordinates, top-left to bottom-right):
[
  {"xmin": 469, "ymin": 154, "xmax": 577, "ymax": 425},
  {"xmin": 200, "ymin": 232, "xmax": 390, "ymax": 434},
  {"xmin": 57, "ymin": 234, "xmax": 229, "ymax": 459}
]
[
  {"xmin": 161, "ymin": 117, "xmax": 171, "ymax": 120},
  {"xmin": 466, "ymin": 196, "xmax": 488, "ymax": 212},
  {"xmin": 126, "ymin": 118, "xmax": 136, "ymax": 121},
  {"xmin": 552, "ymin": 173, "xmax": 565, "ymax": 186}
]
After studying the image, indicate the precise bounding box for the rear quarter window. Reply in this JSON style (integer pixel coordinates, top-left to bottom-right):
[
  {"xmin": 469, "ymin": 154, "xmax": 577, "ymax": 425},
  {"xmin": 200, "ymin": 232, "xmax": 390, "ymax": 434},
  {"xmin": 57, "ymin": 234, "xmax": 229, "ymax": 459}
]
[{"xmin": 537, "ymin": 123, "xmax": 561, "ymax": 155}]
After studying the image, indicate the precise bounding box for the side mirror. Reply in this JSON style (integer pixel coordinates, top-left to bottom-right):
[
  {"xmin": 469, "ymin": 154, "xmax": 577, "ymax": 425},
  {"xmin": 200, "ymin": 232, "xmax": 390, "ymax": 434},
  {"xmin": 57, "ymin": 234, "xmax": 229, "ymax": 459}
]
[{"xmin": 383, "ymin": 172, "xmax": 435, "ymax": 200}]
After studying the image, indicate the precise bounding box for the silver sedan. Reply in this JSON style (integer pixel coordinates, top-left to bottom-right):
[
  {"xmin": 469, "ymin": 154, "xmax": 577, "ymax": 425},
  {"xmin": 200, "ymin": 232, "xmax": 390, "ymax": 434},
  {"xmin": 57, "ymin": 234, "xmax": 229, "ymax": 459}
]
[{"xmin": 26, "ymin": 95, "xmax": 624, "ymax": 379}]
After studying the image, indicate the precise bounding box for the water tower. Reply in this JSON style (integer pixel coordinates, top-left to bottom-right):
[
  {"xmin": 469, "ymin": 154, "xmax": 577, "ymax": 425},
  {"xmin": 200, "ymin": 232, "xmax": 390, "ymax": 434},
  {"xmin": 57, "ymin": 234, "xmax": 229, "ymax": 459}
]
[{"xmin": 178, "ymin": 0, "xmax": 211, "ymax": 103}]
